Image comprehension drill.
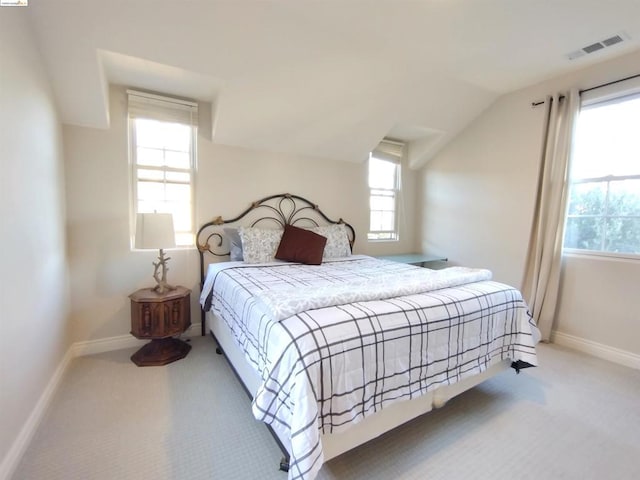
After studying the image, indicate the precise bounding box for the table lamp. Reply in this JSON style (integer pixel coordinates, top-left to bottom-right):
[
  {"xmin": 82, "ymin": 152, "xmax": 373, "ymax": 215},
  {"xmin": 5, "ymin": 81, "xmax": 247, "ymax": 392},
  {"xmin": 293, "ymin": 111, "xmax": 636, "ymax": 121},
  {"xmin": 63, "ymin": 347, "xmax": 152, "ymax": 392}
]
[{"xmin": 135, "ymin": 213, "xmax": 176, "ymax": 294}]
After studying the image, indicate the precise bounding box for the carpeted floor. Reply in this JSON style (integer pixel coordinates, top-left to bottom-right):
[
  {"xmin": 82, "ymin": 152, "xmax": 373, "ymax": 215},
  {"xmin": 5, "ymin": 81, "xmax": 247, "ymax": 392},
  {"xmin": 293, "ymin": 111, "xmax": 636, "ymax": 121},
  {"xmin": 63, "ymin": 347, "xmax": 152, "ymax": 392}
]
[{"xmin": 12, "ymin": 336, "xmax": 640, "ymax": 480}]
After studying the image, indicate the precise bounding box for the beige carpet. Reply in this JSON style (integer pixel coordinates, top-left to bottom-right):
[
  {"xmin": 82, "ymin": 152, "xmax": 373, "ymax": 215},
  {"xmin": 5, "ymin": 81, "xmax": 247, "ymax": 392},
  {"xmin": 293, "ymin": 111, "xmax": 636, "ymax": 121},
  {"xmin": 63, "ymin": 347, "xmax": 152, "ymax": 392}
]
[{"xmin": 12, "ymin": 336, "xmax": 640, "ymax": 480}]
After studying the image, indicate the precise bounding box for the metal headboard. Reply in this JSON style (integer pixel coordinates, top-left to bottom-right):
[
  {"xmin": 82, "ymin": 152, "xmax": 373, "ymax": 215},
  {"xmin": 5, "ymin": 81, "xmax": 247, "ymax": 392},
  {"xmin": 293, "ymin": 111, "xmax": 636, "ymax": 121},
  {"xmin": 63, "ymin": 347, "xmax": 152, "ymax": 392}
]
[{"xmin": 196, "ymin": 193, "xmax": 356, "ymax": 335}]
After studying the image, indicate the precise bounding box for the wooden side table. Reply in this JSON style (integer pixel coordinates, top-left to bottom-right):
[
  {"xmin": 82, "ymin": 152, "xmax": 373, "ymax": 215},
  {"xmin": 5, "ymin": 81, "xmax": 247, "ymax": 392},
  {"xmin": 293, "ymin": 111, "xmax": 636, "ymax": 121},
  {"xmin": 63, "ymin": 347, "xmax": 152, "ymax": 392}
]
[{"xmin": 129, "ymin": 286, "xmax": 192, "ymax": 366}]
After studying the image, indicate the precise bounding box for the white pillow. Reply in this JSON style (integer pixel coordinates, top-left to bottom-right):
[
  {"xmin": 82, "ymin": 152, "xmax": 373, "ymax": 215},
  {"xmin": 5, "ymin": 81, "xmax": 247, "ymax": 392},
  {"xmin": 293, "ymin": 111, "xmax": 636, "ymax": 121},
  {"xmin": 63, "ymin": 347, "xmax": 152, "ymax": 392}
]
[
  {"xmin": 238, "ymin": 226, "xmax": 283, "ymax": 264},
  {"xmin": 223, "ymin": 227, "xmax": 243, "ymax": 261},
  {"xmin": 311, "ymin": 224, "xmax": 351, "ymax": 259}
]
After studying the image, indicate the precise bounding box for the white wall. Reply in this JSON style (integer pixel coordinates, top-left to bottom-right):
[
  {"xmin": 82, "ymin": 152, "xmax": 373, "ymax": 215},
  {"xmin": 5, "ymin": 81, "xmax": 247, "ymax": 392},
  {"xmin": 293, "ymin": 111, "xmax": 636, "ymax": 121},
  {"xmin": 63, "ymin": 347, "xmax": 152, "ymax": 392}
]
[
  {"xmin": 64, "ymin": 86, "xmax": 419, "ymax": 343},
  {"xmin": 0, "ymin": 9, "xmax": 71, "ymax": 476},
  {"xmin": 558, "ymin": 254, "xmax": 639, "ymax": 354},
  {"xmin": 419, "ymin": 90, "xmax": 543, "ymax": 287},
  {"xmin": 420, "ymin": 49, "xmax": 640, "ymax": 357}
]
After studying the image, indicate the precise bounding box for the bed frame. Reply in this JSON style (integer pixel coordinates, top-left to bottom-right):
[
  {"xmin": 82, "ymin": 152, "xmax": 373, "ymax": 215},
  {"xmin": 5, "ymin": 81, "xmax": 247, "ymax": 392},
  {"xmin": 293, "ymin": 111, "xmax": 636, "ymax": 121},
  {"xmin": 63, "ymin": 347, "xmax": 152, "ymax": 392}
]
[
  {"xmin": 196, "ymin": 193, "xmax": 510, "ymax": 471},
  {"xmin": 196, "ymin": 193, "xmax": 355, "ymax": 337}
]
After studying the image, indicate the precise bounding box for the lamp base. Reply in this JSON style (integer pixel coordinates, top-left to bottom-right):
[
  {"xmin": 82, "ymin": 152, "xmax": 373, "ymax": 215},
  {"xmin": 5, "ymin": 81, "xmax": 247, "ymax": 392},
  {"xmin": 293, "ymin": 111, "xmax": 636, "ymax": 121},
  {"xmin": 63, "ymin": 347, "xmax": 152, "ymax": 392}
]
[
  {"xmin": 152, "ymin": 282, "xmax": 176, "ymax": 295},
  {"xmin": 131, "ymin": 338, "xmax": 191, "ymax": 367},
  {"xmin": 152, "ymin": 248, "xmax": 175, "ymax": 295}
]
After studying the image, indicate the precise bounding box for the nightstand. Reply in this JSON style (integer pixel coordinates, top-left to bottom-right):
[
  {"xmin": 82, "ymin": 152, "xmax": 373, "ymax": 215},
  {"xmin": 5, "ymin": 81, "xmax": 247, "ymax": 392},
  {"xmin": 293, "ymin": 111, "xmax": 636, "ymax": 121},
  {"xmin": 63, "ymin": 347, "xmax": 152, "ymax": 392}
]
[
  {"xmin": 376, "ymin": 253, "xmax": 448, "ymax": 268},
  {"xmin": 129, "ymin": 286, "xmax": 192, "ymax": 366}
]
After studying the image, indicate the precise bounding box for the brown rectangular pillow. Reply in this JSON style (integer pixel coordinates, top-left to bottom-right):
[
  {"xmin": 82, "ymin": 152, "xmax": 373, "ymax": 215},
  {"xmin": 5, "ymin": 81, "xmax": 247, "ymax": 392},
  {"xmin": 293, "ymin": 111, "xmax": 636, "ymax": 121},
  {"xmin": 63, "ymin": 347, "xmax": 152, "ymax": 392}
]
[{"xmin": 275, "ymin": 224, "xmax": 327, "ymax": 265}]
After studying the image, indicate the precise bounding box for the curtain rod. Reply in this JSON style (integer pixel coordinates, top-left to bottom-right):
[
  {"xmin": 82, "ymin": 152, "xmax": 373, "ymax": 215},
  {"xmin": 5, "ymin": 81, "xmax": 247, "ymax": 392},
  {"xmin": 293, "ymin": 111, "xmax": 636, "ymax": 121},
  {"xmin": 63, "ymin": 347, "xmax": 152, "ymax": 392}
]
[{"xmin": 530, "ymin": 72, "xmax": 640, "ymax": 108}]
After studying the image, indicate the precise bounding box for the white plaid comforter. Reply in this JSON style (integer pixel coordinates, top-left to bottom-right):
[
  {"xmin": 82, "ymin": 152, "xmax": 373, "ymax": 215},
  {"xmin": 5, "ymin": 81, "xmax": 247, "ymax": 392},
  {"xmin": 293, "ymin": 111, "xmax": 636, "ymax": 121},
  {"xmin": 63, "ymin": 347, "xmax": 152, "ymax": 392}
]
[{"xmin": 200, "ymin": 255, "xmax": 539, "ymax": 480}]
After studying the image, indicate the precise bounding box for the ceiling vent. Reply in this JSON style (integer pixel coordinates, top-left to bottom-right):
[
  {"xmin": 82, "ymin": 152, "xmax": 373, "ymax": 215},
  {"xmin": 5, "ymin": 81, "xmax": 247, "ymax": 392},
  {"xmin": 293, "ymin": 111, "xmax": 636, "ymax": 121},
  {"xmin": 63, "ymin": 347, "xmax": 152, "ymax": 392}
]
[{"xmin": 566, "ymin": 32, "xmax": 630, "ymax": 61}]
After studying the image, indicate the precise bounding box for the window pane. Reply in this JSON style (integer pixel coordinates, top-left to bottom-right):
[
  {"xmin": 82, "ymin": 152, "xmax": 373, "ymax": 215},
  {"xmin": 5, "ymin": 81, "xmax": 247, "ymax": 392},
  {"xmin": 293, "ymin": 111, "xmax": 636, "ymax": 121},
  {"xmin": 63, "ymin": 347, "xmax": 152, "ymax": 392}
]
[
  {"xmin": 135, "ymin": 119, "xmax": 164, "ymax": 148},
  {"xmin": 567, "ymin": 182, "xmax": 605, "ymax": 216},
  {"xmin": 165, "ymin": 171, "xmax": 191, "ymax": 183},
  {"xmin": 137, "ymin": 147, "xmax": 164, "ymax": 167},
  {"xmin": 368, "ymin": 232, "xmax": 397, "ymax": 241},
  {"xmin": 137, "ymin": 201, "xmax": 162, "ymax": 214},
  {"xmin": 168, "ymin": 204, "xmax": 192, "ymax": 232},
  {"xmin": 608, "ymin": 179, "xmax": 640, "ymax": 216},
  {"xmin": 380, "ymin": 211, "xmax": 394, "ymax": 230},
  {"xmin": 573, "ymin": 96, "xmax": 640, "ymax": 179},
  {"xmin": 604, "ymin": 217, "xmax": 640, "ymax": 254},
  {"xmin": 163, "ymin": 123, "xmax": 191, "ymax": 152},
  {"xmin": 370, "ymin": 188, "xmax": 395, "ymax": 197},
  {"xmin": 137, "ymin": 182, "xmax": 164, "ymax": 202},
  {"xmin": 175, "ymin": 232, "xmax": 194, "ymax": 247},
  {"xmin": 370, "ymin": 211, "xmax": 383, "ymax": 231},
  {"xmin": 165, "ymin": 151, "xmax": 190, "ymax": 169},
  {"xmin": 370, "ymin": 194, "xmax": 395, "ymax": 211},
  {"xmin": 136, "ymin": 119, "xmax": 191, "ymax": 152},
  {"xmin": 564, "ymin": 217, "xmax": 603, "ymax": 250},
  {"xmin": 165, "ymin": 184, "xmax": 191, "ymax": 203},
  {"xmin": 137, "ymin": 169, "xmax": 164, "ymax": 181},
  {"xmin": 370, "ymin": 210, "xmax": 394, "ymax": 232},
  {"xmin": 369, "ymin": 158, "xmax": 397, "ymax": 189}
]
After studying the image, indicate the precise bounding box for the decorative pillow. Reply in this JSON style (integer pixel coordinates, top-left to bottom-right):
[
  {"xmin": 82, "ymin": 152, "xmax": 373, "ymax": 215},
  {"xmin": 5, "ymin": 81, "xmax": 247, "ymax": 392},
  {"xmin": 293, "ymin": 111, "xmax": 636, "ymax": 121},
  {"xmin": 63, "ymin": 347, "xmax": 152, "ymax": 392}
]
[
  {"xmin": 311, "ymin": 224, "xmax": 351, "ymax": 259},
  {"xmin": 238, "ymin": 226, "xmax": 283, "ymax": 264},
  {"xmin": 223, "ymin": 227, "xmax": 243, "ymax": 261},
  {"xmin": 275, "ymin": 225, "xmax": 327, "ymax": 265}
]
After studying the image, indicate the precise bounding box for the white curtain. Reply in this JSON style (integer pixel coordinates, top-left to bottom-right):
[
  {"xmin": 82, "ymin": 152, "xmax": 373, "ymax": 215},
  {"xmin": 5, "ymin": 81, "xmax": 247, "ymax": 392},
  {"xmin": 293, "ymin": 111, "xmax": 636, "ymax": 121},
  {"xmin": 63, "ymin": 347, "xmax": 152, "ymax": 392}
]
[{"xmin": 522, "ymin": 89, "xmax": 580, "ymax": 341}]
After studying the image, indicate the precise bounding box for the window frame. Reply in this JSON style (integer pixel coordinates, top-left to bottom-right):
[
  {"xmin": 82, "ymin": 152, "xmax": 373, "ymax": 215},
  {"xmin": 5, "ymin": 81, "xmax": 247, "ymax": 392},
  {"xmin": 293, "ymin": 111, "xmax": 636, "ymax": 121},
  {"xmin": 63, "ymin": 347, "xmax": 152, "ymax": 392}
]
[
  {"xmin": 128, "ymin": 90, "xmax": 198, "ymax": 249},
  {"xmin": 367, "ymin": 139, "xmax": 403, "ymax": 242},
  {"xmin": 563, "ymin": 88, "xmax": 640, "ymax": 260}
]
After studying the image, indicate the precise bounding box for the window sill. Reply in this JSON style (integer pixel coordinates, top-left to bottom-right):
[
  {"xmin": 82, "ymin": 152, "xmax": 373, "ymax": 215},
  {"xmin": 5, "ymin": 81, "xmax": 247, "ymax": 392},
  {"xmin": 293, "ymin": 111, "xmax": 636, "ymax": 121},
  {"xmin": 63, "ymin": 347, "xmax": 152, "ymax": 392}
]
[
  {"xmin": 132, "ymin": 246, "xmax": 196, "ymax": 253},
  {"xmin": 563, "ymin": 248, "xmax": 639, "ymax": 262},
  {"xmin": 367, "ymin": 238, "xmax": 399, "ymax": 243}
]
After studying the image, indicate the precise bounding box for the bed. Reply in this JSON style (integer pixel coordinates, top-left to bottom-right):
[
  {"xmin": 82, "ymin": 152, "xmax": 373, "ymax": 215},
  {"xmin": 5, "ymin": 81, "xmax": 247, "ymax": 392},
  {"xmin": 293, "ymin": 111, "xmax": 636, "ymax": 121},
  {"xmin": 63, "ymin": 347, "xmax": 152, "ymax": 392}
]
[{"xmin": 197, "ymin": 193, "xmax": 539, "ymax": 480}]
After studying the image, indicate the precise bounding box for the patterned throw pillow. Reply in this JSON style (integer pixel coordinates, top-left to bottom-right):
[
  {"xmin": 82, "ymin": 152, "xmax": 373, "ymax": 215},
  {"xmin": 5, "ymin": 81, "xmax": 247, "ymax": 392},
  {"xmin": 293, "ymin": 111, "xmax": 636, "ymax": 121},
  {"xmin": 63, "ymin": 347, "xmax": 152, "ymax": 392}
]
[
  {"xmin": 238, "ymin": 226, "xmax": 283, "ymax": 264},
  {"xmin": 311, "ymin": 224, "xmax": 351, "ymax": 259}
]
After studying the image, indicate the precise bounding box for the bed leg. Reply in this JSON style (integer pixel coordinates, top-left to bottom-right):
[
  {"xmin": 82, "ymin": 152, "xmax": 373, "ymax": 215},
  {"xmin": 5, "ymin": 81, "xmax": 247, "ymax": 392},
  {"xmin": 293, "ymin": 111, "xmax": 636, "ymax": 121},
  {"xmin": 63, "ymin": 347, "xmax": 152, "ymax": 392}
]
[
  {"xmin": 433, "ymin": 396, "xmax": 448, "ymax": 409},
  {"xmin": 279, "ymin": 456, "xmax": 290, "ymax": 472}
]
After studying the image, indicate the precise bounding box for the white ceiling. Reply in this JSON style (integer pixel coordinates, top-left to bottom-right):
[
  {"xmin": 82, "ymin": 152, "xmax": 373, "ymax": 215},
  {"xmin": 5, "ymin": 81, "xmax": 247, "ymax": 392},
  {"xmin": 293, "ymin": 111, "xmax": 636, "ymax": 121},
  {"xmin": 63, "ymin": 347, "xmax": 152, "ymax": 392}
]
[{"xmin": 26, "ymin": 0, "xmax": 640, "ymax": 168}]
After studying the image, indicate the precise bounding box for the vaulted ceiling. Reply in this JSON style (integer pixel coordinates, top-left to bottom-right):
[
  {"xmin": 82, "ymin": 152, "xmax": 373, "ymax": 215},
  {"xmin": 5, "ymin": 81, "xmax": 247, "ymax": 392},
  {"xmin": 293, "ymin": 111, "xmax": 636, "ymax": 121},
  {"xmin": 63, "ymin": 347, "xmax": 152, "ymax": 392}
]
[{"xmin": 26, "ymin": 0, "xmax": 640, "ymax": 168}]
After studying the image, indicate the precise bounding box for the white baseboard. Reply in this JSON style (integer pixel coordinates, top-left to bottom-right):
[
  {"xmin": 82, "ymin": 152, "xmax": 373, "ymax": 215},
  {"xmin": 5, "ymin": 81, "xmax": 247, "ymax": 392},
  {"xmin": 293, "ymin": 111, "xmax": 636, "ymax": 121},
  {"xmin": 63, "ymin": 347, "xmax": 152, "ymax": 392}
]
[
  {"xmin": 552, "ymin": 331, "xmax": 640, "ymax": 370},
  {"xmin": 0, "ymin": 346, "xmax": 75, "ymax": 480},
  {"xmin": 0, "ymin": 322, "xmax": 203, "ymax": 480},
  {"xmin": 71, "ymin": 334, "xmax": 146, "ymax": 357},
  {"xmin": 71, "ymin": 322, "xmax": 203, "ymax": 357}
]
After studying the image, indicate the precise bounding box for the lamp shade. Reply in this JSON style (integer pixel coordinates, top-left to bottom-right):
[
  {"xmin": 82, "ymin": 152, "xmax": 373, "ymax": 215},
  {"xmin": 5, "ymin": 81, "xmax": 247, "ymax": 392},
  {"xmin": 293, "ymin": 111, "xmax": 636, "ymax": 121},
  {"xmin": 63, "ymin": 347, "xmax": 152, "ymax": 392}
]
[{"xmin": 135, "ymin": 213, "xmax": 176, "ymax": 249}]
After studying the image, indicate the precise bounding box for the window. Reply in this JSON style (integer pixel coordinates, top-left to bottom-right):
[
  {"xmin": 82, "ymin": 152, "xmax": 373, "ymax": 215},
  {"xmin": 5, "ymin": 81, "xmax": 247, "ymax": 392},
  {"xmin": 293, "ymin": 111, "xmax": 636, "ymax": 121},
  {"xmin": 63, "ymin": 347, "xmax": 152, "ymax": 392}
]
[
  {"xmin": 368, "ymin": 139, "xmax": 403, "ymax": 241},
  {"xmin": 128, "ymin": 90, "xmax": 197, "ymax": 247},
  {"xmin": 564, "ymin": 90, "xmax": 640, "ymax": 256}
]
